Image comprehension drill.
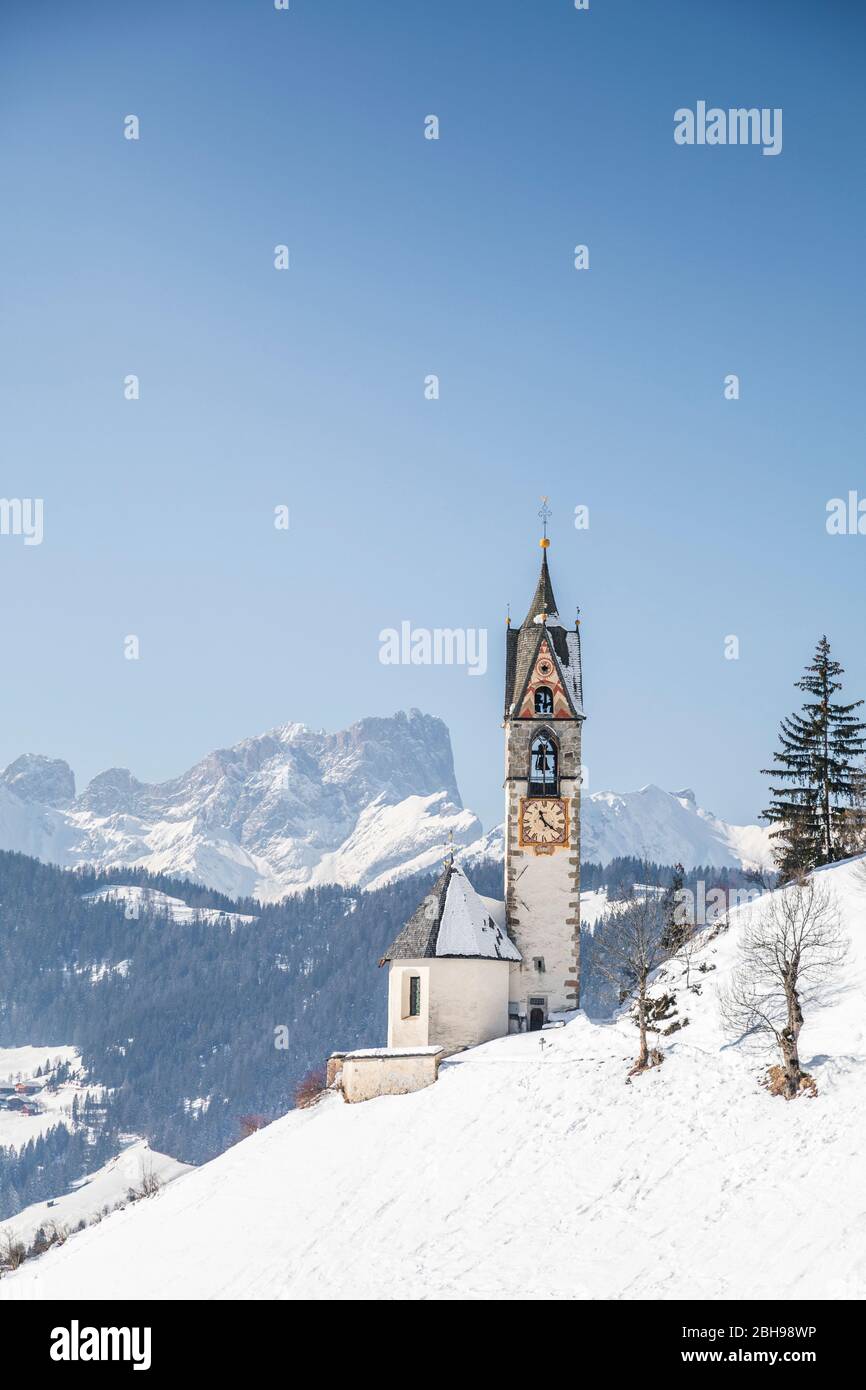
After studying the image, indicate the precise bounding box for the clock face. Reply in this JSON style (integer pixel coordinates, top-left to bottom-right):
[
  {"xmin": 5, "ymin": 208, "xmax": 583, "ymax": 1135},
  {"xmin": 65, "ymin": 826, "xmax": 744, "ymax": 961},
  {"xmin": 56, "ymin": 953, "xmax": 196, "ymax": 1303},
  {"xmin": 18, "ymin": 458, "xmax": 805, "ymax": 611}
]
[{"xmin": 520, "ymin": 797, "xmax": 568, "ymax": 848}]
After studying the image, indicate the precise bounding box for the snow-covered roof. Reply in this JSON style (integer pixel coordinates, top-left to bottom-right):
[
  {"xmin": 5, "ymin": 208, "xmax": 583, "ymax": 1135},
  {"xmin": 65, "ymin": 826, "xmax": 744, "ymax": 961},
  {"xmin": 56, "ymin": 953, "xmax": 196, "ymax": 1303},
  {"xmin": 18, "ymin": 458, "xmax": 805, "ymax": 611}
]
[
  {"xmin": 562, "ymin": 628, "xmax": 584, "ymax": 714},
  {"xmin": 344, "ymin": 1046, "xmax": 444, "ymax": 1059},
  {"xmin": 381, "ymin": 862, "xmax": 521, "ymax": 963}
]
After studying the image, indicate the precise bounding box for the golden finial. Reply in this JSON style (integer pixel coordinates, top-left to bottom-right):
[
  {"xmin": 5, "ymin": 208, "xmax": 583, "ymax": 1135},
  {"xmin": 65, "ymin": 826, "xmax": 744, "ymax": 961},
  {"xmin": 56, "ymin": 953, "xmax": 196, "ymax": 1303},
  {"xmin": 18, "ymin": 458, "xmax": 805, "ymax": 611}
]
[{"xmin": 506, "ymin": 602, "xmax": 511, "ymax": 628}]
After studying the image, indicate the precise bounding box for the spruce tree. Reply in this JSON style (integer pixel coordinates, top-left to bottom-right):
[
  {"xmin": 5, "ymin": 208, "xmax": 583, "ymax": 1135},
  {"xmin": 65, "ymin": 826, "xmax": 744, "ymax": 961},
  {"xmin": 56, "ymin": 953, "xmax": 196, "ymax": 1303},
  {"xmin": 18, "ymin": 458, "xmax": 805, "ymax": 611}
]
[
  {"xmin": 661, "ymin": 862, "xmax": 688, "ymax": 953},
  {"xmin": 762, "ymin": 636, "xmax": 866, "ymax": 877}
]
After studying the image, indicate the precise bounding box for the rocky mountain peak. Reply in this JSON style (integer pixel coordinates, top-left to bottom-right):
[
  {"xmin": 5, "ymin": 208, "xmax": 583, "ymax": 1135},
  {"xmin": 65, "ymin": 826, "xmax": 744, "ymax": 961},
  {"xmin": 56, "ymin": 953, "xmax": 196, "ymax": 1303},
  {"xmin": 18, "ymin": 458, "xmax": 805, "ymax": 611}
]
[{"xmin": 1, "ymin": 754, "xmax": 76, "ymax": 807}]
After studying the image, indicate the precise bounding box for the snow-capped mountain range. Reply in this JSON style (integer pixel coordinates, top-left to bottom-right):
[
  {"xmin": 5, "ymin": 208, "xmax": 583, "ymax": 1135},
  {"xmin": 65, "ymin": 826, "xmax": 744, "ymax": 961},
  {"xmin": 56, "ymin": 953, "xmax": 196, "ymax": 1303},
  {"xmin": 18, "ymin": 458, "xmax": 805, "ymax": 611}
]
[
  {"xmin": 0, "ymin": 710, "xmax": 772, "ymax": 902},
  {"xmin": 581, "ymin": 784, "xmax": 772, "ymax": 871}
]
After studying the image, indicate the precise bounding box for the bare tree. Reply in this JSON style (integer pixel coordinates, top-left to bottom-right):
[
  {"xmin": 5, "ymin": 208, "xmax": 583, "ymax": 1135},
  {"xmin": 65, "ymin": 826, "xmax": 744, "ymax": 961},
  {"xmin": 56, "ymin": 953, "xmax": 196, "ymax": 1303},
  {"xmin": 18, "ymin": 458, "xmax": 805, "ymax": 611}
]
[
  {"xmin": 132, "ymin": 1160, "xmax": 162, "ymax": 1200},
  {"xmin": 720, "ymin": 876, "xmax": 847, "ymax": 1098},
  {"xmin": 41, "ymin": 1219, "xmax": 70, "ymax": 1249},
  {"xmin": 675, "ymin": 917, "xmax": 702, "ymax": 991},
  {"xmin": 596, "ymin": 877, "xmax": 671, "ymax": 1075},
  {"xmin": 0, "ymin": 1228, "xmax": 26, "ymax": 1272}
]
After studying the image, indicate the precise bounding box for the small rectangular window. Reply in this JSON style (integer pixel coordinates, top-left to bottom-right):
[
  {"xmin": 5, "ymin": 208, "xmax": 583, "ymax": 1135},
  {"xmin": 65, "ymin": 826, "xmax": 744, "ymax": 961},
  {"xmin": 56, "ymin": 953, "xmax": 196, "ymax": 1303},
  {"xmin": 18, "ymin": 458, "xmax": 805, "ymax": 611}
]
[
  {"xmin": 409, "ymin": 975, "xmax": 421, "ymax": 1017},
  {"xmin": 533, "ymin": 957, "xmax": 545, "ymax": 973}
]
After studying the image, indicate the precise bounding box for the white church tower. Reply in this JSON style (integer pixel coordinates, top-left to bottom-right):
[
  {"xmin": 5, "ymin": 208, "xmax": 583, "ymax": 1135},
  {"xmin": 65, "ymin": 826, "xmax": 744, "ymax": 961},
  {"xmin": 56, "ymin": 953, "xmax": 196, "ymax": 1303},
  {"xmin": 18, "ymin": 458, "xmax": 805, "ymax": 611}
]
[{"xmin": 503, "ymin": 507, "xmax": 585, "ymax": 1030}]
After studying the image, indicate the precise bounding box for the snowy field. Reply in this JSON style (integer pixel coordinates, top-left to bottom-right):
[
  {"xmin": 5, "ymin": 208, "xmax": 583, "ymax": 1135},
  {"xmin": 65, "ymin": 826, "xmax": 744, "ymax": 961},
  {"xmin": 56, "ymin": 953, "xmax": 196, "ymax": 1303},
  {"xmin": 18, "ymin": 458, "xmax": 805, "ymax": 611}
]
[
  {"xmin": 0, "ymin": 1046, "xmax": 79, "ymax": 1086},
  {"xmin": 82, "ymin": 884, "xmax": 257, "ymax": 927},
  {"xmin": 0, "ymin": 1140, "xmax": 191, "ymax": 1253},
  {"xmin": 2, "ymin": 856, "xmax": 865, "ymax": 1301}
]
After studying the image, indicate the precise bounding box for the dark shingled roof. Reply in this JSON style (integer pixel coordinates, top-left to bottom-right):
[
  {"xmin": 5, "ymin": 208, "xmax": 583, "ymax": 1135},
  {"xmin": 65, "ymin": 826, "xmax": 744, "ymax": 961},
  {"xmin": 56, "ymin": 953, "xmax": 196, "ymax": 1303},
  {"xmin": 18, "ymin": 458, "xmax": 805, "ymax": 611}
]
[
  {"xmin": 380, "ymin": 861, "xmax": 520, "ymax": 964},
  {"xmin": 504, "ymin": 550, "xmax": 585, "ymax": 719},
  {"xmin": 381, "ymin": 863, "xmax": 452, "ymax": 962},
  {"xmin": 523, "ymin": 550, "xmax": 558, "ymax": 626}
]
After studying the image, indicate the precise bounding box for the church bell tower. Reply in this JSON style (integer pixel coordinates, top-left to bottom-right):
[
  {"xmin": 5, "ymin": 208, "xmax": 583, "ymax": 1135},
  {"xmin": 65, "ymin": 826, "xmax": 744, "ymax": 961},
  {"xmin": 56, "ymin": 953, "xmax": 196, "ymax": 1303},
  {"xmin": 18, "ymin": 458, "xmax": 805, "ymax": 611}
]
[{"xmin": 504, "ymin": 506, "xmax": 584, "ymax": 1029}]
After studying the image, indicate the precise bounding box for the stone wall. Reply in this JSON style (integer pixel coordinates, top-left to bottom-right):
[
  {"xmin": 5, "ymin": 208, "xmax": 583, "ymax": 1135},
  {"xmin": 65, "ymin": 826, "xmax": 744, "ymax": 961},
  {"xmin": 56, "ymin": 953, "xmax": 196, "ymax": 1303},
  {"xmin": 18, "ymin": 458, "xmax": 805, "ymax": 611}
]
[{"xmin": 337, "ymin": 1047, "xmax": 443, "ymax": 1103}]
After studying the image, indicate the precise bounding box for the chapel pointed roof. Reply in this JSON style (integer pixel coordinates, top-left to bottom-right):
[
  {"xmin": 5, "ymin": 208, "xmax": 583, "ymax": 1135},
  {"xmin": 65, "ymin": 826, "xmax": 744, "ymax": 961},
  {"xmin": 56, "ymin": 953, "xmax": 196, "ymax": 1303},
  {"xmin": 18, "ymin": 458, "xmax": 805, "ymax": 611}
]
[{"xmin": 380, "ymin": 860, "xmax": 521, "ymax": 964}]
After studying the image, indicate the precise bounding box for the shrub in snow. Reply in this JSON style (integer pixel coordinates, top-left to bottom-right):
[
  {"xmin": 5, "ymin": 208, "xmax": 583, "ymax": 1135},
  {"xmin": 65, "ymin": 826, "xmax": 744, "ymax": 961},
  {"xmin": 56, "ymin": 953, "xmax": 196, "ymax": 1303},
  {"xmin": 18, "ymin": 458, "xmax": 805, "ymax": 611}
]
[
  {"xmin": 0, "ymin": 1229, "xmax": 26, "ymax": 1272},
  {"xmin": 131, "ymin": 1162, "xmax": 162, "ymax": 1200},
  {"xmin": 763, "ymin": 1065, "xmax": 817, "ymax": 1099},
  {"xmin": 294, "ymin": 1067, "xmax": 327, "ymax": 1110},
  {"xmin": 238, "ymin": 1114, "xmax": 271, "ymax": 1138}
]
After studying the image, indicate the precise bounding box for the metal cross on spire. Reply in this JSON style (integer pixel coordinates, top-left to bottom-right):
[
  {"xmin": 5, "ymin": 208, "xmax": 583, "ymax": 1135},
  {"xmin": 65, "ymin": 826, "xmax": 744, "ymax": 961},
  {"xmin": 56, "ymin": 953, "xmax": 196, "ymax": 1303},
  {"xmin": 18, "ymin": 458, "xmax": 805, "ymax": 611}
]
[
  {"xmin": 538, "ymin": 496, "xmax": 552, "ymax": 542},
  {"xmin": 443, "ymin": 828, "xmax": 455, "ymax": 865}
]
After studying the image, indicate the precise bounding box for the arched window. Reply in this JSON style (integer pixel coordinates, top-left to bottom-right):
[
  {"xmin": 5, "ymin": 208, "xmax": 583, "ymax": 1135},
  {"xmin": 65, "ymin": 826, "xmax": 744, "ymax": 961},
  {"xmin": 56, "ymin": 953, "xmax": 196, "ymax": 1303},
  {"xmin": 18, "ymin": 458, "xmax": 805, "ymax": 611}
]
[
  {"xmin": 534, "ymin": 686, "xmax": 553, "ymax": 716},
  {"xmin": 528, "ymin": 731, "xmax": 558, "ymax": 796}
]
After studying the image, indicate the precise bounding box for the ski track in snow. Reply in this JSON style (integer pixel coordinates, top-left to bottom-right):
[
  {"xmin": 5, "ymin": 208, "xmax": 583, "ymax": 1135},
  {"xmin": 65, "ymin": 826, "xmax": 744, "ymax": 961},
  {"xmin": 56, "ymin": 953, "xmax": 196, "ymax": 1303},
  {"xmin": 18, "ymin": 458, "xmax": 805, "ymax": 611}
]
[{"xmin": 3, "ymin": 857, "xmax": 865, "ymax": 1301}]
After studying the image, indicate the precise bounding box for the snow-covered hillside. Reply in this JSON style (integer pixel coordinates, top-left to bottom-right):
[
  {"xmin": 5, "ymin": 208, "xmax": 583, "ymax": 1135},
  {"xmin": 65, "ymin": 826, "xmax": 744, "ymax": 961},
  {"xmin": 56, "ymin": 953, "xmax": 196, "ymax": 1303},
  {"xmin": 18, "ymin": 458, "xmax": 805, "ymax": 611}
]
[
  {"xmin": 4, "ymin": 856, "xmax": 863, "ymax": 1301},
  {"xmin": 0, "ymin": 1046, "xmax": 79, "ymax": 1087},
  {"xmin": 0, "ymin": 715, "xmax": 770, "ymax": 901},
  {"xmin": 82, "ymin": 885, "xmax": 258, "ymax": 927},
  {"xmin": 0, "ymin": 1140, "xmax": 191, "ymax": 1254}
]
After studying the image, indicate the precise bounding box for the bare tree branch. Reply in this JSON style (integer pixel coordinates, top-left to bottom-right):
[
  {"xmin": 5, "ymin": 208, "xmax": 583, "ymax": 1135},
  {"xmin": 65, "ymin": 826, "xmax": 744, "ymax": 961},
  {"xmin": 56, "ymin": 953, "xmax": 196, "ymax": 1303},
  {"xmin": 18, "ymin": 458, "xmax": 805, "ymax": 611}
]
[
  {"xmin": 596, "ymin": 868, "xmax": 671, "ymax": 1075},
  {"xmin": 719, "ymin": 876, "xmax": 847, "ymax": 1098}
]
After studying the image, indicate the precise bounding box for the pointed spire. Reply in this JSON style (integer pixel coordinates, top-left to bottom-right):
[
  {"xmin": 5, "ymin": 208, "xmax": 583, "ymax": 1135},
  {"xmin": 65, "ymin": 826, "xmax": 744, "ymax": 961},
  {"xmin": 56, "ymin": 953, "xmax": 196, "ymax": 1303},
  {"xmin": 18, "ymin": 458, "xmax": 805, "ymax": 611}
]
[
  {"xmin": 523, "ymin": 547, "xmax": 559, "ymax": 626},
  {"xmin": 522, "ymin": 496, "xmax": 559, "ymax": 625}
]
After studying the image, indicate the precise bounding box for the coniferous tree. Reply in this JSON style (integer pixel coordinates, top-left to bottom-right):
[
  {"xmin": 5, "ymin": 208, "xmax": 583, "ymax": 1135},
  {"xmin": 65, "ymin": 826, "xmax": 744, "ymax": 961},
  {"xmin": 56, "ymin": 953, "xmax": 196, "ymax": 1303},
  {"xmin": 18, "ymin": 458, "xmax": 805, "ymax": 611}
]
[
  {"xmin": 762, "ymin": 637, "xmax": 866, "ymax": 878},
  {"xmin": 838, "ymin": 762, "xmax": 866, "ymax": 856},
  {"xmin": 660, "ymin": 862, "xmax": 688, "ymax": 953}
]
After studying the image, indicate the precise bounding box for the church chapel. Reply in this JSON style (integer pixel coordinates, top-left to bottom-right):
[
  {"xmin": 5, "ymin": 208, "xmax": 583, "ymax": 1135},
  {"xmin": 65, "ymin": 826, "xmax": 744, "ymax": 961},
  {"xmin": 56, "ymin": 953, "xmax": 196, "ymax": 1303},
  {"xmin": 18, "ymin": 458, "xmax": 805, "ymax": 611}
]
[{"xmin": 381, "ymin": 520, "xmax": 585, "ymax": 1053}]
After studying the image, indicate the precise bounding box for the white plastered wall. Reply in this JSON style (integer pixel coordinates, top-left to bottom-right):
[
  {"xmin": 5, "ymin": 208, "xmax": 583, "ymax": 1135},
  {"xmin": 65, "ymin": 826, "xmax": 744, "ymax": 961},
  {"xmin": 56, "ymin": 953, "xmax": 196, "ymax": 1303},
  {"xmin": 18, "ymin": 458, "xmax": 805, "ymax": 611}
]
[
  {"xmin": 388, "ymin": 958, "xmax": 511, "ymax": 1054},
  {"xmin": 506, "ymin": 768, "xmax": 581, "ymax": 1021}
]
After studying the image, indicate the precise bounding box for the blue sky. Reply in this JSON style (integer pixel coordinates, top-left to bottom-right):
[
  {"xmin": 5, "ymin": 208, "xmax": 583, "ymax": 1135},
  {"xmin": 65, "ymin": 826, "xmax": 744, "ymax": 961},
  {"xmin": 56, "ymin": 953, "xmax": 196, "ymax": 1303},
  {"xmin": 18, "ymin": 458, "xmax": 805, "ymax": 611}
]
[{"xmin": 1, "ymin": 0, "xmax": 864, "ymax": 834}]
